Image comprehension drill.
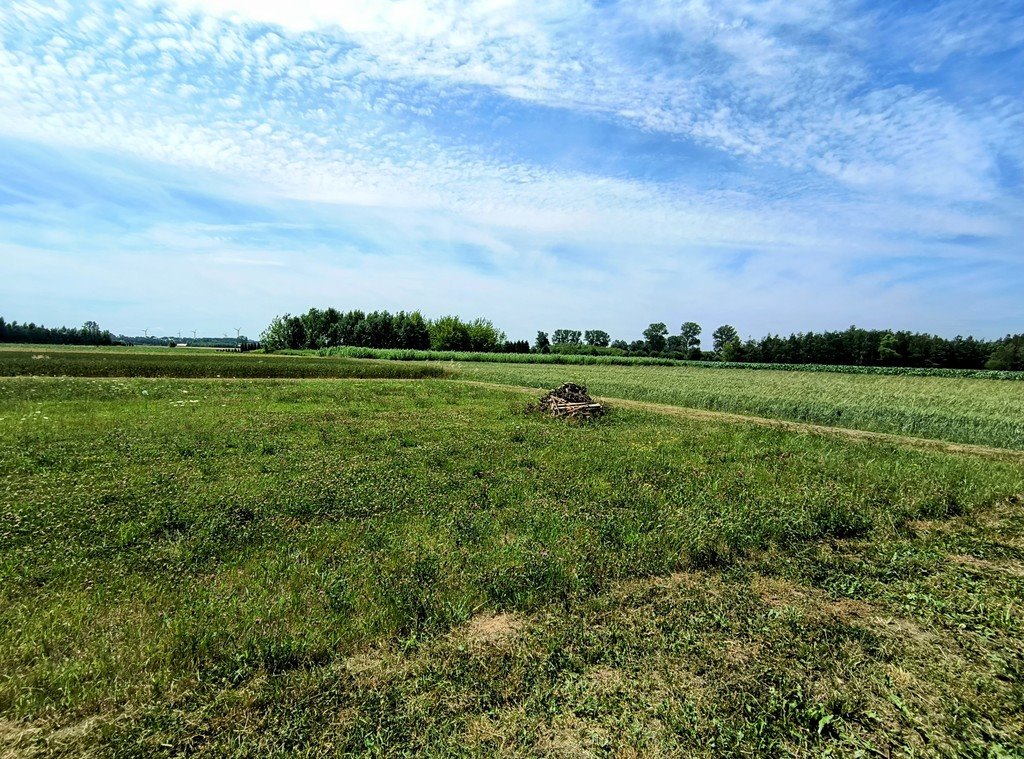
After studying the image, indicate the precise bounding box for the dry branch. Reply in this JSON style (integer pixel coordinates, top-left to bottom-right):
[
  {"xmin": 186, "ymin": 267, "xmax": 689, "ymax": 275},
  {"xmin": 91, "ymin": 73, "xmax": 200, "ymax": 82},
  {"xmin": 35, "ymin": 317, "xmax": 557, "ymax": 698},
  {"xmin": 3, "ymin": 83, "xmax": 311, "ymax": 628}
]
[{"xmin": 533, "ymin": 383, "xmax": 606, "ymax": 419}]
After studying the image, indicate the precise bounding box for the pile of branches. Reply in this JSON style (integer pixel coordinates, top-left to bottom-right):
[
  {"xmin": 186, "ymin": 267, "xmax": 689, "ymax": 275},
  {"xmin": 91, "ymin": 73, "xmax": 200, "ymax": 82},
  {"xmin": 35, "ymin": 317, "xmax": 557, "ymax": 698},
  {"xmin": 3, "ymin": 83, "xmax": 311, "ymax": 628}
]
[{"xmin": 533, "ymin": 382, "xmax": 605, "ymax": 419}]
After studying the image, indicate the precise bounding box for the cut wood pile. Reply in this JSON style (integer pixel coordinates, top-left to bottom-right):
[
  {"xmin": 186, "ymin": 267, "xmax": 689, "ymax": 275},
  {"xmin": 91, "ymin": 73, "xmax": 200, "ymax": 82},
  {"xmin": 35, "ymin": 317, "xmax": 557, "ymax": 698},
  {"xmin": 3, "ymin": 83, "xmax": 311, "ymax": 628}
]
[{"xmin": 534, "ymin": 382, "xmax": 605, "ymax": 419}]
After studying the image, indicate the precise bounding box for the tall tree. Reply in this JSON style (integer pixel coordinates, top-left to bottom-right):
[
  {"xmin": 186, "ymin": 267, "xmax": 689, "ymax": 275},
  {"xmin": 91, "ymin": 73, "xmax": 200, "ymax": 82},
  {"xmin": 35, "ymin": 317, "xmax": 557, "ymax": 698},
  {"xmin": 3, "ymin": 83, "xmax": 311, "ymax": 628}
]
[
  {"xmin": 466, "ymin": 318, "xmax": 506, "ymax": 351},
  {"xmin": 552, "ymin": 329, "xmax": 582, "ymax": 345},
  {"xmin": 712, "ymin": 324, "xmax": 739, "ymax": 353},
  {"xmin": 643, "ymin": 322, "xmax": 668, "ymax": 353},
  {"xmin": 535, "ymin": 331, "xmax": 551, "ymax": 353},
  {"xmin": 878, "ymin": 333, "xmax": 901, "ymax": 365},
  {"xmin": 679, "ymin": 322, "xmax": 701, "ymax": 351},
  {"xmin": 260, "ymin": 315, "xmax": 290, "ymax": 351},
  {"xmin": 584, "ymin": 329, "xmax": 611, "ymax": 347},
  {"xmin": 428, "ymin": 315, "xmax": 471, "ymax": 351},
  {"xmin": 398, "ymin": 311, "xmax": 431, "ymax": 350}
]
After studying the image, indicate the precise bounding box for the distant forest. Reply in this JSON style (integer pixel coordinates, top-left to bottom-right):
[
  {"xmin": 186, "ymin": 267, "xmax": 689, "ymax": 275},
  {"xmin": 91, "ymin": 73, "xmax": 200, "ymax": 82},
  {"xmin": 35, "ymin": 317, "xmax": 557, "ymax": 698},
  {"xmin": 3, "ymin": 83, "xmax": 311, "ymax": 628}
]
[
  {"xmin": 2, "ymin": 312, "xmax": 1021, "ymax": 371},
  {"xmin": 0, "ymin": 317, "xmax": 114, "ymax": 346},
  {"xmin": 536, "ymin": 322, "xmax": 1023, "ymax": 371},
  {"xmin": 262, "ymin": 309, "xmax": 1023, "ymax": 371},
  {"xmin": 0, "ymin": 318, "xmax": 246, "ymax": 348}
]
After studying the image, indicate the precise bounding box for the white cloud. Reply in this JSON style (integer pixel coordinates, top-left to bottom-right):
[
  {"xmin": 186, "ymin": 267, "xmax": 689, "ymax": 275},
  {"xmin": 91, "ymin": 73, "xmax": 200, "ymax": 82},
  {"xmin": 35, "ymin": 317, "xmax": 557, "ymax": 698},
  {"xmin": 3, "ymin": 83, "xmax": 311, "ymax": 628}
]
[
  {"xmin": 0, "ymin": 0, "xmax": 1021, "ymax": 337},
  {"xmin": 121, "ymin": 0, "xmax": 1019, "ymax": 208}
]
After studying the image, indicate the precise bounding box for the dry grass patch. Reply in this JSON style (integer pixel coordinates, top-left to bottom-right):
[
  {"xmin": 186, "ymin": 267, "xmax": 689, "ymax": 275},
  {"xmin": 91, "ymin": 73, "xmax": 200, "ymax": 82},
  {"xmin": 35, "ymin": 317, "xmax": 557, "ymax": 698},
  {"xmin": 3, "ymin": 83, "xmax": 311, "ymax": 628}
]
[
  {"xmin": 0, "ymin": 718, "xmax": 40, "ymax": 759},
  {"xmin": 948, "ymin": 553, "xmax": 1024, "ymax": 577},
  {"xmin": 463, "ymin": 612, "xmax": 524, "ymax": 647},
  {"xmin": 0, "ymin": 715, "xmax": 103, "ymax": 759}
]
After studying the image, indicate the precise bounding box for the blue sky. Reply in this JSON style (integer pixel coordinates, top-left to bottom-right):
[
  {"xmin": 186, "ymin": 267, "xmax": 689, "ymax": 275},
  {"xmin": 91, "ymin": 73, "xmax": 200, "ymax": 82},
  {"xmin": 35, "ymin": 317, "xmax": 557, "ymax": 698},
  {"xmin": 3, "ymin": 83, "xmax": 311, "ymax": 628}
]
[{"xmin": 1, "ymin": 0, "xmax": 1022, "ymax": 341}]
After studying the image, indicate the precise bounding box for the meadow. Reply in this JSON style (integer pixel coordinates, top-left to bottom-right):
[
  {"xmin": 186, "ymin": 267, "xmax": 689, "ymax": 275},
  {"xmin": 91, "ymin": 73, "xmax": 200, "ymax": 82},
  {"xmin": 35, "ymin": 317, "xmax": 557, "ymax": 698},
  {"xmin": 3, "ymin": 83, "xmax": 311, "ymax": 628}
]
[
  {"xmin": 1, "ymin": 349, "xmax": 1023, "ymax": 756},
  {"xmin": 450, "ymin": 361, "xmax": 1024, "ymax": 451}
]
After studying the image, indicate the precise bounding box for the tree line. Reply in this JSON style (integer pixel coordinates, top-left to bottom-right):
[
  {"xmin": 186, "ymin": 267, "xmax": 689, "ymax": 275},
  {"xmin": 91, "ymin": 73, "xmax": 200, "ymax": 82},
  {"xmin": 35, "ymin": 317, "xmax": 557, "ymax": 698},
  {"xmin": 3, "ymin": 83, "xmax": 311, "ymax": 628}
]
[
  {"xmin": 262, "ymin": 310, "xmax": 1021, "ymax": 370},
  {"xmin": 3, "ymin": 311, "xmax": 1020, "ymax": 371},
  {"xmin": 0, "ymin": 317, "xmax": 114, "ymax": 346},
  {"xmin": 536, "ymin": 322, "xmax": 1023, "ymax": 370},
  {"xmin": 260, "ymin": 309, "xmax": 509, "ymax": 352}
]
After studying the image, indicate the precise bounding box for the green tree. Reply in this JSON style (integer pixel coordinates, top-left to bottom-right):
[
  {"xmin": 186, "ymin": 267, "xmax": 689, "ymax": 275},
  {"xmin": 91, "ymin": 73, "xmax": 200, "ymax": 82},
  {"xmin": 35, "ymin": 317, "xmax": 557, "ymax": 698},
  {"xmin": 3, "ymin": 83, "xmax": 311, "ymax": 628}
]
[
  {"xmin": 985, "ymin": 337, "xmax": 1022, "ymax": 371},
  {"xmin": 535, "ymin": 331, "xmax": 551, "ymax": 353},
  {"xmin": 260, "ymin": 315, "xmax": 290, "ymax": 351},
  {"xmin": 363, "ymin": 311, "xmax": 397, "ymax": 348},
  {"xmin": 429, "ymin": 315, "xmax": 471, "ymax": 351},
  {"xmin": 283, "ymin": 315, "xmax": 306, "ymax": 349},
  {"xmin": 398, "ymin": 311, "xmax": 431, "ymax": 349},
  {"xmin": 299, "ymin": 308, "xmax": 328, "ymax": 348},
  {"xmin": 331, "ymin": 310, "xmax": 361, "ymax": 346},
  {"xmin": 680, "ymin": 322, "xmax": 701, "ymax": 351},
  {"xmin": 720, "ymin": 339, "xmax": 743, "ymax": 362},
  {"xmin": 583, "ymin": 329, "xmax": 611, "ymax": 347},
  {"xmin": 878, "ymin": 333, "xmax": 901, "ymax": 365},
  {"xmin": 466, "ymin": 318, "xmax": 505, "ymax": 352},
  {"xmin": 552, "ymin": 329, "xmax": 582, "ymax": 345},
  {"xmin": 643, "ymin": 322, "xmax": 668, "ymax": 353},
  {"xmin": 712, "ymin": 324, "xmax": 739, "ymax": 353}
]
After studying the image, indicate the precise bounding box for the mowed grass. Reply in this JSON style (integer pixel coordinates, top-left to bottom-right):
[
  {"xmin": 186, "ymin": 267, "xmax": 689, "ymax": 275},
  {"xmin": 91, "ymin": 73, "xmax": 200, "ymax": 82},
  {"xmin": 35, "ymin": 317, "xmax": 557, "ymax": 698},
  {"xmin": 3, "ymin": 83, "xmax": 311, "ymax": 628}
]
[
  {"xmin": 2, "ymin": 376, "xmax": 1023, "ymax": 756},
  {"xmin": 0, "ymin": 348, "xmax": 446, "ymax": 380},
  {"xmin": 451, "ymin": 361, "xmax": 1024, "ymax": 450}
]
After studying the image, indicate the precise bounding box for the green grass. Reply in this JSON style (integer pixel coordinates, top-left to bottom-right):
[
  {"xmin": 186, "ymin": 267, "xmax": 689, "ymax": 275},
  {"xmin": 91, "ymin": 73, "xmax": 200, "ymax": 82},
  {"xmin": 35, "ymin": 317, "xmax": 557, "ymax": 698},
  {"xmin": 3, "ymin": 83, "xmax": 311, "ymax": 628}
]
[
  {"xmin": 0, "ymin": 348, "xmax": 446, "ymax": 380},
  {"xmin": 6, "ymin": 347, "xmax": 1020, "ymax": 450},
  {"xmin": 449, "ymin": 361, "xmax": 1024, "ymax": 450},
  {"xmin": 2, "ymin": 376, "xmax": 1023, "ymax": 756},
  {"xmin": 321, "ymin": 345, "xmax": 1024, "ymax": 380}
]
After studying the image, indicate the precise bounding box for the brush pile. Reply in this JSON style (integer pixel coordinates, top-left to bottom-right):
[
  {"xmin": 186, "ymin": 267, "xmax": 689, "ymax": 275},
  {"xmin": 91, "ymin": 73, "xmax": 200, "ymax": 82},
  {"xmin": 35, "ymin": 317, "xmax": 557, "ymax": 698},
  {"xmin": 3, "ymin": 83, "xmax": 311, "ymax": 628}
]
[{"xmin": 534, "ymin": 382, "xmax": 605, "ymax": 419}]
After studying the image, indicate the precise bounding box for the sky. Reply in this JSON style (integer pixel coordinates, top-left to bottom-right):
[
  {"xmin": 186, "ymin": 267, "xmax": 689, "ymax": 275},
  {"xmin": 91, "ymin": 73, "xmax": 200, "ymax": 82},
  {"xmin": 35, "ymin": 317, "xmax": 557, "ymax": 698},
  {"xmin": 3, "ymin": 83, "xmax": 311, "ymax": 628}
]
[{"xmin": 1, "ymin": 1, "xmax": 1022, "ymax": 341}]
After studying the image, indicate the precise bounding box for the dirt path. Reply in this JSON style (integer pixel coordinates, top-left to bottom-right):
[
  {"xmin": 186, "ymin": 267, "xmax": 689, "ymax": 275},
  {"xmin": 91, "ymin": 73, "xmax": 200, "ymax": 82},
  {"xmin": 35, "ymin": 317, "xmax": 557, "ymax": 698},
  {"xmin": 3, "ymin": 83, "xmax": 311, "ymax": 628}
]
[{"xmin": 457, "ymin": 380, "xmax": 1024, "ymax": 462}]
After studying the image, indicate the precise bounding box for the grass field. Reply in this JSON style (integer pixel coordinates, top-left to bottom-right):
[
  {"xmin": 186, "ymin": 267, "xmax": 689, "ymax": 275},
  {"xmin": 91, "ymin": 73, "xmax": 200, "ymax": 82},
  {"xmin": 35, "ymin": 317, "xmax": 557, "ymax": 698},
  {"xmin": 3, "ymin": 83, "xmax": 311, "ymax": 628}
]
[
  {"xmin": 320, "ymin": 346, "xmax": 1024, "ymax": 380},
  {"xmin": 451, "ymin": 361, "xmax": 1024, "ymax": 451},
  {"xmin": 1, "ymin": 349, "xmax": 1023, "ymax": 756}
]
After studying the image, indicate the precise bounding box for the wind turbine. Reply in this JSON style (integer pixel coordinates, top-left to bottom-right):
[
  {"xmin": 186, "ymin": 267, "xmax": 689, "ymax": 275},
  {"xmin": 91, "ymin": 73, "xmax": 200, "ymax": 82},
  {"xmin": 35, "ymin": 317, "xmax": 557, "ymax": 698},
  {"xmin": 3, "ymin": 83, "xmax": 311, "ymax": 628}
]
[
  {"xmin": 141, "ymin": 328, "xmax": 150, "ymax": 338},
  {"xmin": 192, "ymin": 329, "xmax": 198, "ymax": 340},
  {"xmin": 234, "ymin": 327, "xmax": 242, "ymax": 339}
]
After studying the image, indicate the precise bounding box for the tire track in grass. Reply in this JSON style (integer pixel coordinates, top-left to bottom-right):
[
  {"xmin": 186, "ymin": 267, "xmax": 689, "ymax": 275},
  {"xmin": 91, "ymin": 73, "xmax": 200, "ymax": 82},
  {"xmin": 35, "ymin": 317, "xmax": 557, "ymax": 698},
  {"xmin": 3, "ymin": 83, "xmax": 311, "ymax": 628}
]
[{"xmin": 457, "ymin": 380, "xmax": 1024, "ymax": 462}]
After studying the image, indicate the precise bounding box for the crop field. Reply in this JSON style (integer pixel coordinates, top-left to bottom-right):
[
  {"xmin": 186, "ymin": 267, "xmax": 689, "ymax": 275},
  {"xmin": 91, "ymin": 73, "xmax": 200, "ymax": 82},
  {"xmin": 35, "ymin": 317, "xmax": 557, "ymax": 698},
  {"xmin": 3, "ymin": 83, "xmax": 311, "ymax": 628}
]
[
  {"xmin": 0, "ymin": 348, "xmax": 446, "ymax": 380},
  {"xmin": 1, "ymin": 349, "xmax": 1024, "ymax": 756}
]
